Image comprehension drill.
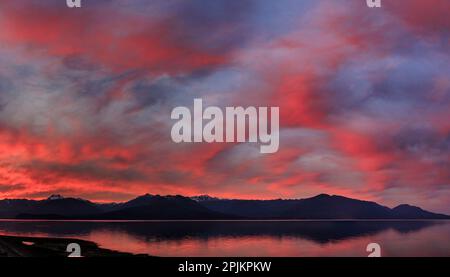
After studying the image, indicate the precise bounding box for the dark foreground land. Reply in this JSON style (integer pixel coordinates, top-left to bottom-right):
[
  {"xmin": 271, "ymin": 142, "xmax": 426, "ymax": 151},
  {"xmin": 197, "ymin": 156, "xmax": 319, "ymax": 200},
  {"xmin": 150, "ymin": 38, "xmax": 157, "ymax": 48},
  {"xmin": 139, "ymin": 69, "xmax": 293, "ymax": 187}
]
[{"xmin": 0, "ymin": 235, "xmax": 145, "ymax": 257}]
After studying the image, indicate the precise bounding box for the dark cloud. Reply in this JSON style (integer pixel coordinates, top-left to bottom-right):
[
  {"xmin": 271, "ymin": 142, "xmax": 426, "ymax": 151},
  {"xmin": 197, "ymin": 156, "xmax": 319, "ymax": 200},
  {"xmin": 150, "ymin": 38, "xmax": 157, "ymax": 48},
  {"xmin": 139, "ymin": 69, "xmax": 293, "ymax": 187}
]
[
  {"xmin": 393, "ymin": 127, "xmax": 450, "ymax": 156},
  {"xmin": 22, "ymin": 160, "xmax": 149, "ymax": 184},
  {"xmin": 62, "ymin": 54, "xmax": 100, "ymax": 72},
  {"xmin": 0, "ymin": 0, "xmax": 448, "ymax": 213},
  {"xmin": 0, "ymin": 183, "xmax": 26, "ymax": 193}
]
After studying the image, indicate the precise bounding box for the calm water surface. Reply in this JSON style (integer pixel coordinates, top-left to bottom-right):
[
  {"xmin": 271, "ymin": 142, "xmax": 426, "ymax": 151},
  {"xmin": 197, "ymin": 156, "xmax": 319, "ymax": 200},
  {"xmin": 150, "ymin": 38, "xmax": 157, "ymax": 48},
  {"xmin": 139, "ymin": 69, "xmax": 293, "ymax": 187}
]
[{"xmin": 0, "ymin": 220, "xmax": 449, "ymax": 257}]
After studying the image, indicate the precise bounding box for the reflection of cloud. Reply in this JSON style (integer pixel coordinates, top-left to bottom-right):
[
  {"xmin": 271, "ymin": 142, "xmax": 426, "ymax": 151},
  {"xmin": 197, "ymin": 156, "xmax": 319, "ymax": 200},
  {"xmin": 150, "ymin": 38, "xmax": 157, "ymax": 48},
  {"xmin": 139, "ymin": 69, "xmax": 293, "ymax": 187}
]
[{"xmin": 0, "ymin": 220, "xmax": 447, "ymax": 256}]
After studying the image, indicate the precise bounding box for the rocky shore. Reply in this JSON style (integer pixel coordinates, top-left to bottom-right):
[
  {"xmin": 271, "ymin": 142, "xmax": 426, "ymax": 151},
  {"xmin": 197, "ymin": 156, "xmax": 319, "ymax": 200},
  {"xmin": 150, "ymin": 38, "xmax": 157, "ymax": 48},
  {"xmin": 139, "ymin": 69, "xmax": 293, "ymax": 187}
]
[{"xmin": 0, "ymin": 235, "xmax": 147, "ymax": 257}]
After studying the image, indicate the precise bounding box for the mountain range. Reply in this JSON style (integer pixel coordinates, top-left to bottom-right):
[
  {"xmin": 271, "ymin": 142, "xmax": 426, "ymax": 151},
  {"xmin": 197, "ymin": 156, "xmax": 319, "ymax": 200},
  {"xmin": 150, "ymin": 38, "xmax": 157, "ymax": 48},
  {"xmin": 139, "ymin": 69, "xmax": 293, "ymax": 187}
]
[{"xmin": 0, "ymin": 193, "xmax": 448, "ymax": 220}]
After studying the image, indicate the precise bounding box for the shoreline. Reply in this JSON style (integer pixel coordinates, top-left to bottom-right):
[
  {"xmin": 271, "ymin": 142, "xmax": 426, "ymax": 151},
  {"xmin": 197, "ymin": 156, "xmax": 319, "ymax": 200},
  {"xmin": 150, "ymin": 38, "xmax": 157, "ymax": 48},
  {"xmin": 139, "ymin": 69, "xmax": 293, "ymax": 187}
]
[
  {"xmin": 1, "ymin": 218, "xmax": 449, "ymax": 222},
  {"xmin": 0, "ymin": 235, "xmax": 148, "ymax": 257}
]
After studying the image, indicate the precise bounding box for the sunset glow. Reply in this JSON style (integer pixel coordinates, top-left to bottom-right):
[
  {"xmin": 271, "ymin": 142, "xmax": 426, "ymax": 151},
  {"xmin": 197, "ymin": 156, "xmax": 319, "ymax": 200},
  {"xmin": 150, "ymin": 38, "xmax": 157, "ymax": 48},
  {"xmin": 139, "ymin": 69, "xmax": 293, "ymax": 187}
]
[{"xmin": 0, "ymin": 0, "xmax": 449, "ymax": 214}]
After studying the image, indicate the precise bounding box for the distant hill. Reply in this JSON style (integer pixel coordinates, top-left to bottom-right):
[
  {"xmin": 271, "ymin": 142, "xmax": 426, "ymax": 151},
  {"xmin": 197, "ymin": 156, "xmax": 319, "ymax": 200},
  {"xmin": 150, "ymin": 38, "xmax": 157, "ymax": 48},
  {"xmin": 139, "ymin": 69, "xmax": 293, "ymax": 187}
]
[
  {"xmin": 392, "ymin": 204, "xmax": 449, "ymax": 219},
  {"xmin": 1, "ymin": 193, "xmax": 448, "ymax": 220},
  {"xmin": 0, "ymin": 195, "xmax": 103, "ymax": 218},
  {"xmin": 98, "ymin": 195, "xmax": 231, "ymax": 220},
  {"xmin": 194, "ymin": 194, "xmax": 449, "ymax": 220},
  {"xmin": 282, "ymin": 194, "xmax": 393, "ymax": 219}
]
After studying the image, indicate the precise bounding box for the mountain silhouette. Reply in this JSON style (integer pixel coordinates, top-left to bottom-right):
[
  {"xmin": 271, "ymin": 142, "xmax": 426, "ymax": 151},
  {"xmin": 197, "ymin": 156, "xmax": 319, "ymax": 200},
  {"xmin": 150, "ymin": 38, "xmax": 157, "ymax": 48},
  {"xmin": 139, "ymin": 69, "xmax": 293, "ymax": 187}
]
[
  {"xmin": 98, "ymin": 195, "xmax": 231, "ymax": 220},
  {"xmin": 1, "ymin": 193, "xmax": 448, "ymax": 220},
  {"xmin": 0, "ymin": 195, "xmax": 101, "ymax": 218},
  {"xmin": 195, "ymin": 194, "xmax": 449, "ymax": 219},
  {"xmin": 391, "ymin": 204, "xmax": 449, "ymax": 219}
]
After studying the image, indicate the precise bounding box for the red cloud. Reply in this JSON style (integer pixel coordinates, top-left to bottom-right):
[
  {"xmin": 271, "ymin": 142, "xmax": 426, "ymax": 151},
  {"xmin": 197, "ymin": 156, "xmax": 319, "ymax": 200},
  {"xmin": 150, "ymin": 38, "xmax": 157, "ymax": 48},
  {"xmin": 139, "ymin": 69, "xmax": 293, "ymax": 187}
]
[
  {"xmin": 0, "ymin": 1, "xmax": 448, "ymax": 214},
  {"xmin": 0, "ymin": 2, "xmax": 229, "ymax": 74},
  {"xmin": 386, "ymin": 0, "xmax": 450, "ymax": 38}
]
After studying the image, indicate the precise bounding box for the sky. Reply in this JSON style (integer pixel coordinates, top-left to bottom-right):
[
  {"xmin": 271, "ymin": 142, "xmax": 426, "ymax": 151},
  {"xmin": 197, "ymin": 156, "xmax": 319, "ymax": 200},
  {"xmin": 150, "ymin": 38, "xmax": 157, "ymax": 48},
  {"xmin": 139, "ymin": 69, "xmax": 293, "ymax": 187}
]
[{"xmin": 0, "ymin": 0, "xmax": 449, "ymax": 213}]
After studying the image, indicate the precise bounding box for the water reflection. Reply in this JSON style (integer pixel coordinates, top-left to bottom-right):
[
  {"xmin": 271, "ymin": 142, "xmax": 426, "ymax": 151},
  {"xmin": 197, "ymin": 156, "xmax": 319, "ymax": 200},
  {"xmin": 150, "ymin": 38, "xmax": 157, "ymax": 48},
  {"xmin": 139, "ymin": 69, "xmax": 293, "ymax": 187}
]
[{"xmin": 0, "ymin": 220, "xmax": 449, "ymax": 256}]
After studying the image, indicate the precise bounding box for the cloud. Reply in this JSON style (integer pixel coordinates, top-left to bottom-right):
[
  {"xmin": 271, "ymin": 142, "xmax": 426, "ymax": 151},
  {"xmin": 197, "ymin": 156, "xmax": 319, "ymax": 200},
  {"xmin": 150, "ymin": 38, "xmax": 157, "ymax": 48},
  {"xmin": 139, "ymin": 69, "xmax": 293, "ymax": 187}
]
[
  {"xmin": 0, "ymin": 183, "xmax": 26, "ymax": 193},
  {"xmin": 0, "ymin": 0, "xmax": 448, "ymax": 213}
]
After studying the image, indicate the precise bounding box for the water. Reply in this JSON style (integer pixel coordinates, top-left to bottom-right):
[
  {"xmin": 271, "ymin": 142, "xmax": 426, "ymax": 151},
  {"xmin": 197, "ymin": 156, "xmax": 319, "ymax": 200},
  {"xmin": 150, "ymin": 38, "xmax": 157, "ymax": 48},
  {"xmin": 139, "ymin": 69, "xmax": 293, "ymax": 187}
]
[{"xmin": 0, "ymin": 220, "xmax": 449, "ymax": 257}]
